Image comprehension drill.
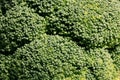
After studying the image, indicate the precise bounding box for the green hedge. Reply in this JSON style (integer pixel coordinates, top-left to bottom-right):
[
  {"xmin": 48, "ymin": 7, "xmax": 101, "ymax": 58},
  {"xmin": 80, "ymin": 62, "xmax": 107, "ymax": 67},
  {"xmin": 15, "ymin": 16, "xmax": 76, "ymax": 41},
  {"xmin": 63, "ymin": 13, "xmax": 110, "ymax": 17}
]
[
  {"xmin": 0, "ymin": 35, "xmax": 86, "ymax": 80},
  {"xmin": 0, "ymin": 5, "xmax": 45, "ymax": 54},
  {"xmin": 0, "ymin": 9, "xmax": 2, "ymax": 16},
  {"xmin": 109, "ymin": 45, "xmax": 120, "ymax": 70},
  {"xmin": 85, "ymin": 48, "xmax": 117, "ymax": 80},
  {"xmin": 0, "ymin": 35, "xmax": 117, "ymax": 80},
  {"xmin": 0, "ymin": 0, "xmax": 15, "ymax": 15},
  {"xmin": 0, "ymin": 0, "xmax": 119, "ymax": 80},
  {"xmin": 25, "ymin": 0, "xmax": 120, "ymax": 48}
]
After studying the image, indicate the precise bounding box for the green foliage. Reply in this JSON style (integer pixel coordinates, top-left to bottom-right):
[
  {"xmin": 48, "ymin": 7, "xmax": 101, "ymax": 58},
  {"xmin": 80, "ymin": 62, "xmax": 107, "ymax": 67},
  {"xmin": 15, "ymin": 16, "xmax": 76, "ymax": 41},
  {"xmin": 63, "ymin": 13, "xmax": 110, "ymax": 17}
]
[
  {"xmin": 0, "ymin": 9, "xmax": 2, "ymax": 16},
  {"xmin": 0, "ymin": 0, "xmax": 119, "ymax": 80},
  {"xmin": 109, "ymin": 45, "xmax": 120, "ymax": 70},
  {"xmin": 25, "ymin": 0, "xmax": 120, "ymax": 48},
  {"xmin": 85, "ymin": 48, "xmax": 117, "ymax": 80},
  {"xmin": 0, "ymin": 5, "xmax": 45, "ymax": 54},
  {"xmin": 0, "ymin": 35, "xmax": 86, "ymax": 80},
  {"xmin": 0, "ymin": 35, "xmax": 117, "ymax": 80},
  {"xmin": 0, "ymin": 0, "xmax": 16, "ymax": 15}
]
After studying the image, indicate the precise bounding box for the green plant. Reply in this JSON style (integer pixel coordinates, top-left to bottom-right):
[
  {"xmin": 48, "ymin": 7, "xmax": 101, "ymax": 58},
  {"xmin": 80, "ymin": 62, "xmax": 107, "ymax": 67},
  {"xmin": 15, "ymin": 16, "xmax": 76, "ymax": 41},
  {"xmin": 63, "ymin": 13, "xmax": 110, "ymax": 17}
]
[
  {"xmin": 108, "ymin": 45, "xmax": 120, "ymax": 70},
  {"xmin": 25, "ymin": 0, "xmax": 120, "ymax": 48},
  {"xmin": 0, "ymin": 0, "xmax": 119, "ymax": 80},
  {"xmin": 0, "ymin": 0, "xmax": 16, "ymax": 15},
  {"xmin": 0, "ymin": 35, "xmax": 117, "ymax": 80},
  {"xmin": 0, "ymin": 35, "xmax": 86, "ymax": 80},
  {"xmin": 0, "ymin": 9, "xmax": 2, "ymax": 16},
  {"xmin": 0, "ymin": 5, "xmax": 45, "ymax": 54},
  {"xmin": 85, "ymin": 48, "xmax": 117, "ymax": 80}
]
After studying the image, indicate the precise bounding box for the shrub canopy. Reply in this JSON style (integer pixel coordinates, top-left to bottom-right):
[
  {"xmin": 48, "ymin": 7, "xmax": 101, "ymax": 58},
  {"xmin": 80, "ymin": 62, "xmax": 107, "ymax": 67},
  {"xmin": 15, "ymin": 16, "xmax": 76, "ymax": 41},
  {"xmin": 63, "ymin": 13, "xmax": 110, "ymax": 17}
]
[
  {"xmin": 25, "ymin": 0, "xmax": 120, "ymax": 48},
  {"xmin": 0, "ymin": 5, "xmax": 45, "ymax": 54},
  {"xmin": 0, "ymin": 0, "xmax": 119, "ymax": 80},
  {"xmin": 0, "ymin": 35, "xmax": 117, "ymax": 80},
  {"xmin": 109, "ymin": 45, "xmax": 120, "ymax": 70}
]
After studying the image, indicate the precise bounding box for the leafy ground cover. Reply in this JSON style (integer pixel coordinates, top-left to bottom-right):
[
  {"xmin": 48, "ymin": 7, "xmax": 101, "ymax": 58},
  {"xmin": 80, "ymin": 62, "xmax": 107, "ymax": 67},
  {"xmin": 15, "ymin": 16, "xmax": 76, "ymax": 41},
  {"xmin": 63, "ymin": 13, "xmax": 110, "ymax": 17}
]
[{"xmin": 0, "ymin": 0, "xmax": 120, "ymax": 80}]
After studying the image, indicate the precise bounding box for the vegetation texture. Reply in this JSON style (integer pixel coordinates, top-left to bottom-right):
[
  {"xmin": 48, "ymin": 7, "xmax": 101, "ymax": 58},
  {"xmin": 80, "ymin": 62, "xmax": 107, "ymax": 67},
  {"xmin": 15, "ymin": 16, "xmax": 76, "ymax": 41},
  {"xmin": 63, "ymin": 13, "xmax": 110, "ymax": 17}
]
[
  {"xmin": 0, "ymin": 0, "xmax": 120, "ymax": 80},
  {"xmin": 0, "ymin": 5, "xmax": 45, "ymax": 54}
]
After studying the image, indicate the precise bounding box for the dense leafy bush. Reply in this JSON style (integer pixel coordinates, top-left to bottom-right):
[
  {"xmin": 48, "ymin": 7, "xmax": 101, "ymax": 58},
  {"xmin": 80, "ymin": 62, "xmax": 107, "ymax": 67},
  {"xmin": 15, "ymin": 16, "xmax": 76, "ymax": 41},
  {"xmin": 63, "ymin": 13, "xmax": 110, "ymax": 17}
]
[
  {"xmin": 0, "ymin": 9, "xmax": 2, "ymax": 16},
  {"xmin": 0, "ymin": 0, "xmax": 16, "ymax": 15},
  {"xmin": 0, "ymin": 35, "xmax": 86, "ymax": 79},
  {"xmin": 85, "ymin": 48, "xmax": 118, "ymax": 80},
  {"xmin": 109, "ymin": 45, "xmax": 120, "ymax": 70},
  {"xmin": 0, "ymin": 35, "xmax": 117, "ymax": 80},
  {"xmin": 25, "ymin": 0, "xmax": 120, "ymax": 48},
  {"xmin": 0, "ymin": 0, "xmax": 119, "ymax": 80},
  {"xmin": 0, "ymin": 5, "xmax": 45, "ymax": 54}
]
